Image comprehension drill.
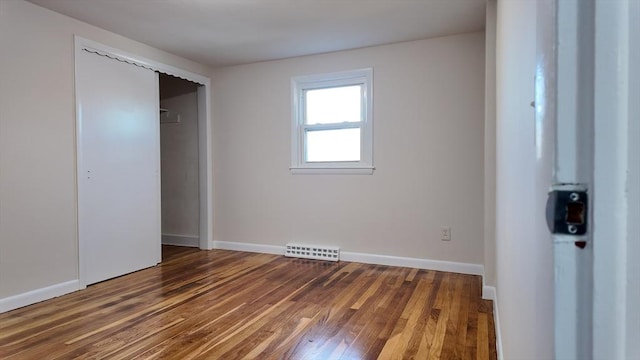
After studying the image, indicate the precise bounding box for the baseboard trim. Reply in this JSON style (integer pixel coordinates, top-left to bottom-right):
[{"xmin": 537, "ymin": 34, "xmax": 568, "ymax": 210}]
[
  {"xmin": 492, "ymin": 288, "xmax": 503, "ymax": 360},
  {"xmin": 212, "ymin": 241, "xmax": 483, "ymax": 276},
  {"xmin": 162, "ymin": 233, "xmax": 199, "ymax": 248},
  {"xmin": 341, "ymin": 251, "xmax": 484, "ymax": 275},
  {"xmin": 482, "ymin": 285, "xmax": 496, "ymax": 301},
  {"xmin": 212, "ymin": 241, "xmax": 284, "ymax": 255},
  {"xmin": 0, "ymin": 280, "xmax": 81, "ymax": 313},
  {"xmin": 482, "ymin": 284, "xmax": 501, "ymax": 358}
]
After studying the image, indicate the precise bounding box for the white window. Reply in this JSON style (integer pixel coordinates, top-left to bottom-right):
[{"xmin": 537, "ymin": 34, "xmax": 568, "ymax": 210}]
[{"xmin": 290, "ymin": 68, "xmax": 374, "ymax": 174}]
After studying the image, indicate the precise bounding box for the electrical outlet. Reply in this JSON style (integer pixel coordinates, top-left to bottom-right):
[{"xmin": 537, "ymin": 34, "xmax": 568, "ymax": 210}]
[{"xmin": 441, "ymin": 226, "xmax": 451, "ymax": 241}]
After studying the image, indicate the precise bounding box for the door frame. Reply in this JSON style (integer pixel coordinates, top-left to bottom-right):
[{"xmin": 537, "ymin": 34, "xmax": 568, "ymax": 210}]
[
  {"xmin": 74, "ymin": 36, "xmax": 214, "ymax": 287},
  {"xmin": 592, "ymin": 1, "xmax": 639, "ymax": 357},
  {"xmin": 547, "ymin": 1, "xmax": 595, "ymax": 358},
  {"xmin": 539, "ymin": 0, "xmax": 639, "ymax": 357}
]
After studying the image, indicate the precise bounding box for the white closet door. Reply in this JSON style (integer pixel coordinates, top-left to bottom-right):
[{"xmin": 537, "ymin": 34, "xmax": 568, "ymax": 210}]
[{"xmin": 76, "ymin": 50, "xmax": 161, "ymax": 285}]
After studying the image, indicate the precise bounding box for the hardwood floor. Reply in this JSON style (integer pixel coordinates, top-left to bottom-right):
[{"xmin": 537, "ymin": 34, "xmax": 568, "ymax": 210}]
[{"xmin": 0, "ymin": 246, "xmax": 496, "ymax": 359}]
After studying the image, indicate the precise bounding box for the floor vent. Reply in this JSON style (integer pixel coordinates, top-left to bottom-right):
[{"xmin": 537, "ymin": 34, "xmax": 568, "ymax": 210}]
[{"xmin": 285, "ymin": 243, "xmax": 340, "ymax": 262}]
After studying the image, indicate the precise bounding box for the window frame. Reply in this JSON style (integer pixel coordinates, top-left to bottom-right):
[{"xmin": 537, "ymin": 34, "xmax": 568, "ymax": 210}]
[{"xmin": 290, "ymin": 68, "xmax": 374, "ymax": 175}]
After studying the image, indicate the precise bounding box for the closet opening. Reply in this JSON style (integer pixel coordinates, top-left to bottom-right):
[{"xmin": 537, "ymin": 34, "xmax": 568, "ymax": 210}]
[
  {"xmin": 75, "ymin": 36, "xmax": 213, "ymax": 287},
  {"xmin": 159, "ymin": 74, "xmax": 201, "ymax": 252}
]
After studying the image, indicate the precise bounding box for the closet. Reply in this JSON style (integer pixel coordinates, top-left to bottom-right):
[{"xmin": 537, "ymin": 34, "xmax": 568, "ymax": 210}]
[
  {"xmin": 75, "ymin": 40, "xmax": 205, "ymax": 286},
  {"xmin": 159, "ymin": 74, "xmax": 201, "ymax": 248}
]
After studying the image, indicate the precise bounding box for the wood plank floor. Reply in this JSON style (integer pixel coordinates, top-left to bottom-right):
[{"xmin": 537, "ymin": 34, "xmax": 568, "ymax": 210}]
[{"xmin": 0, "ymin": 246, "xmax": 496, "ymax": 359}]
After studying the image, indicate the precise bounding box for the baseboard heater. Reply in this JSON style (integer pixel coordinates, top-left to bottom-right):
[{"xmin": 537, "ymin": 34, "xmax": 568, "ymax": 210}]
[{"xmin": 285, "ymin": 243, "xmax": 340, "ymax": 262}]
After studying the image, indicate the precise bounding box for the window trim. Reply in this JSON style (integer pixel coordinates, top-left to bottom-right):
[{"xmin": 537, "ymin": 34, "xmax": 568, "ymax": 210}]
[{"xmin": 290, "ymin": 68, "xmax": 374, "ymax": 175}]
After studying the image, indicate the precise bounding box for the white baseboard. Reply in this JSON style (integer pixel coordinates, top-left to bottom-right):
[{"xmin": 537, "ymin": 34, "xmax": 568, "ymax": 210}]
[
  {"xmin": 0, "ymin": 280, "xmax": 81, "ymax": 313},
  {"xmin": 162, "ymin": 233, "xmax": 199, "ymax": 247},
  {"xmin": 212, "ymin": 240, "xmax": 484, "ymax": 276},
  {"xmin": 340, "ymin": 251, "xmax": 484, "ymax": 275},
  {"xmin": 483, "ymin": 285, "xmax": 497, "ymax": 301},
  {"xmin": 212, "ymin": 240, "xmax": 284, "ymax": 255},
  {"xmin": 492, "ymin": 288, "xmax": 503, "ymax": 360},
  {"xmin": 482, "ymin": 284, "xmax": 502, "ymax": 359}
]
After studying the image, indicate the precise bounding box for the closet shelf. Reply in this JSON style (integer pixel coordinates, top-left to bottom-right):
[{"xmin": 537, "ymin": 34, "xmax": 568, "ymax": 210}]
[{"xmin": 159, "ymin": 108, "xmax": 181, "ymax": 124}]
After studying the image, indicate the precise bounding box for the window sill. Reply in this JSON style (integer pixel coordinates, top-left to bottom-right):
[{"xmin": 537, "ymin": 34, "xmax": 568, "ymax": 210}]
[{"xmin": 289, "ymin": 166, "xmax": 375, "ymax": 175}]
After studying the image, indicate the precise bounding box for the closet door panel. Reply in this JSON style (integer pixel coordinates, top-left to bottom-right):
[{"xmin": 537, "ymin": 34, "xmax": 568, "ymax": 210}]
[{"xmin": 77, "ymin": 50, "xmax": 160, "ymax": 285}]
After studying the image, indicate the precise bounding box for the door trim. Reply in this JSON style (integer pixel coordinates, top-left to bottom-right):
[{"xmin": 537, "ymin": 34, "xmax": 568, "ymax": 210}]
[
  {"xmin": 592, "ymin": 1, "xmax": 639, "ymax": 356},
  {"xmin": 74, "ymin": 36, "xmax": 214, "ymax": 287}
]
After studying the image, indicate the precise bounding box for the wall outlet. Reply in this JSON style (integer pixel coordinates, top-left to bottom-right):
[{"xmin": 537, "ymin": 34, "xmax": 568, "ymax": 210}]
[{"xmin": 440, "ymin": 226, "xmax": 451, "ymax": 241}]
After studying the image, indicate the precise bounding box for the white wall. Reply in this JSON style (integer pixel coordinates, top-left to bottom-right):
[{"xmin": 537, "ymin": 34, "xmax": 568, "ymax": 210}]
[
  {"xmin": 495, "ymin": 0, "xmax": 554, "ymax": 358},
  {"xmin": 212, "ymin": 33, "xmax": 485, "ymax": 265},
  {"xmin": 0, "ymin": 0, "xmax": 210, "ymax": 301},
  {"xmin": 160, "ymin": 91, "xmax": 200, "ymax": 240}
]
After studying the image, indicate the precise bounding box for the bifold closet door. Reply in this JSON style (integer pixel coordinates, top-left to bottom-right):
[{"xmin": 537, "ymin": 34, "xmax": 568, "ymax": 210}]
[{"xmin": 76, "ymin": 50, "xmax": 161, "ymax": 285}]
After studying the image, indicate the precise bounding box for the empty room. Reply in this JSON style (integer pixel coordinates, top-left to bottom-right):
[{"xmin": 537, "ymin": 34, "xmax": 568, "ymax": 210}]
[{"xmin": 1, "ymin": 0, "xmax": 638, "ymax": 359}]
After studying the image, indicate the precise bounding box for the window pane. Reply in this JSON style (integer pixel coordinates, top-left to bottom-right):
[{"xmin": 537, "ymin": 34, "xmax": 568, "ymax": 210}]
[
  {"xmin": 306, "ymin": 128, "xmax": 360, "ymax": 162},
  {"xmin": 305, "ymin": 85, "xmax": 361, "ymax": 125}
]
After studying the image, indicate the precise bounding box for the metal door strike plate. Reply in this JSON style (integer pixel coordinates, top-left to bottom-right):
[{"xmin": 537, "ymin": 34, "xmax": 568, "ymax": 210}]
[{"xmin": 546, "ymin": 187, "xmax": 588, "ymax": 235}]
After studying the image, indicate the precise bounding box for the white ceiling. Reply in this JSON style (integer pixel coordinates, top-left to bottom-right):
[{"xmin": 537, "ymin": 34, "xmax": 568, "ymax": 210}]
[{"xmin": 29, "ymin": 0, "xmax": 486, "ymax": 68}]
